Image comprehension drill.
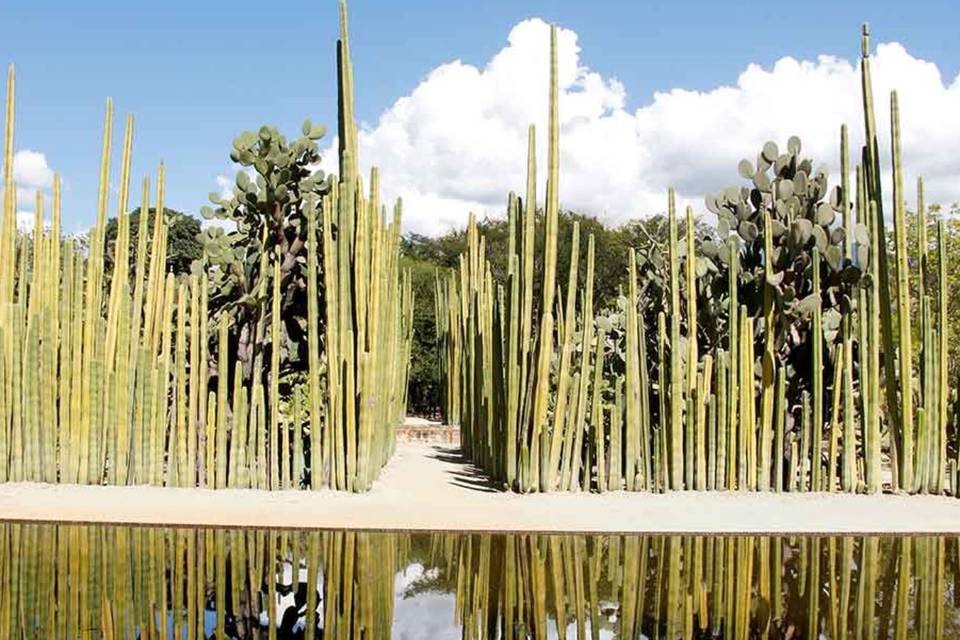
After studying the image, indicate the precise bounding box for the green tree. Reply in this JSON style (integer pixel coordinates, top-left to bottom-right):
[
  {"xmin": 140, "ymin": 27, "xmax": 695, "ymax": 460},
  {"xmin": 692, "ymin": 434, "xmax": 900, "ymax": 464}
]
[
  {"xmin": 104, "ymin": 207, "xmax": 202, "ymax": 276},
  {"xmin": 402, "ymin": 210, "xmax": 678, "ymax": 311},
  {"xmin": 401, "ymin": 255, "xmax": 442, "ymax": 417},
  {"xmin": 900, "ymin": 202, "xmax": 960, "ymax": 377}
]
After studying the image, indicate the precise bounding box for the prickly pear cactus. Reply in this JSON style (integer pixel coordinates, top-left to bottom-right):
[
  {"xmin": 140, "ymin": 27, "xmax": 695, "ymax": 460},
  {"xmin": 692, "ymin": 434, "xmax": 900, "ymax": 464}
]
[
  {"xmin": 196, "ymin": 122, "xmax": 330, "ymax": 381},
  {"xmin": 705, "ymin": 136, "xmax": 867, "ymax": 405}
]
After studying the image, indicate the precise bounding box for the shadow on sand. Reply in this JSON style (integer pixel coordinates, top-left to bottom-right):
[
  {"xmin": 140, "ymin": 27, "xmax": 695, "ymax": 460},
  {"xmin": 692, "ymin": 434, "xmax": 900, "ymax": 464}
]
[{"xmin": 428, "ymin": 446, "xmax": 502, "ymax": 493}]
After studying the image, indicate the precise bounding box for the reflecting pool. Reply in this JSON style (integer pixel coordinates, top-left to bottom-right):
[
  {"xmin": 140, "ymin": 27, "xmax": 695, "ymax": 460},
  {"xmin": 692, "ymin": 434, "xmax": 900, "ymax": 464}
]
[{"xmin": 0, "ymin": 523, "xmax": 956, "ymax": 638}]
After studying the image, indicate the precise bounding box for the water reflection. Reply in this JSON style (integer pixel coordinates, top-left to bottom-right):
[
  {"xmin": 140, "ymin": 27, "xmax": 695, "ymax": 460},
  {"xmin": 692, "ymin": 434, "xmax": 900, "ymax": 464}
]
[{"xmin": 0, "ymin": 523, "xmax": 957, "ymax": 638}]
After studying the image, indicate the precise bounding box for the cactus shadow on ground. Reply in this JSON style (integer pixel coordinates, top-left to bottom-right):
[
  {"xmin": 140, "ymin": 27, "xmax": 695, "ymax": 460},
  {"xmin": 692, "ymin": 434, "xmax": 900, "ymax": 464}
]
[{"xmin": 428, "ymin": 445, "xmax": 502, "ymax": 493}]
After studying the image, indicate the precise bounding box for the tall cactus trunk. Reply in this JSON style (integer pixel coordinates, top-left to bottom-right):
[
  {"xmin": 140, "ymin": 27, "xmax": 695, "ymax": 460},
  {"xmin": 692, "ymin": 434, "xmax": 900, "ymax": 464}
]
[
  {"xmin": 860, "ymin": 24, "xmax": 902, "ymax": 490},
  {"xmin": 890, "ymin": 91, "xmax": 915, "ymax": 492},
  {"xmin": 668, "ymin": 190, "xmax": 683, "ymax": 490}
]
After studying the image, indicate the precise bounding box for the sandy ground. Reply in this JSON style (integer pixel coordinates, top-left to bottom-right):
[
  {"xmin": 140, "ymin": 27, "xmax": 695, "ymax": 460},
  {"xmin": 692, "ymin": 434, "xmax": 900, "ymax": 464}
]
[{"xmin": 2, "ymin": 442, "xmax": 960, "ymax": 533}]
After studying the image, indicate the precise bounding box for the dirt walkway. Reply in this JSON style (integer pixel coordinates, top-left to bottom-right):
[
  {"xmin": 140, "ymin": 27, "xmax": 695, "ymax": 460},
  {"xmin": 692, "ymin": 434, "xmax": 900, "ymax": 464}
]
[{"xmin": 2, "ymin": 443, "xmax": 960, "ymax": 533}]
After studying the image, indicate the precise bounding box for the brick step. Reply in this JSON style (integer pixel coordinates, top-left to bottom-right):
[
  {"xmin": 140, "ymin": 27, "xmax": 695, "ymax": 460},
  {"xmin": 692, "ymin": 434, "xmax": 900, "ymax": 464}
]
[{"xmin": 396, "ymin": 423, "xmax": 460, "ymax": 445}]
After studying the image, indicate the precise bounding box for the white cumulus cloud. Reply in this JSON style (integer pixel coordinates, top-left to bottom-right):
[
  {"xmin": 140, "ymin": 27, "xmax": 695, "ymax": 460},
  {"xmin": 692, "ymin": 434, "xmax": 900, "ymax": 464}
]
[
  {"xmin": 1, "ymin": 150, "xmax": 56, "ymax": 231},
  {"xmin": 328, "ymin": 18, "xmax": 960, "ymax": 235},
  {"xmin": 12, "ymin": 149, "xmax": 54, "ymax": 191},
  {"xmin": 214, "ymin": 174, "xmax": 234, "ymax": 200}
]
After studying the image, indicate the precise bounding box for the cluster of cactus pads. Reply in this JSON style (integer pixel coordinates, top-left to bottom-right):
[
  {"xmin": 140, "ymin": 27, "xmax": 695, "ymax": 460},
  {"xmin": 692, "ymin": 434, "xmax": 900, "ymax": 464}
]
[
  {"xmin": 438, "ymin": 25, "xmax": 956, "ymax": 494},
  {"xmin": 0, "ymin": 1, "xmax": 413, "ymax": 491}
]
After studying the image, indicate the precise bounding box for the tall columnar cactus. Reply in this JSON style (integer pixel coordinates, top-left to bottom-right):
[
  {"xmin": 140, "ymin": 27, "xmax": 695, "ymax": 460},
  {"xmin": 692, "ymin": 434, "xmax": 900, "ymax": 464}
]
[
  {"xmin": 840, "ymin": 126, "xmax": 857, "ymax": 493},
  {"xmin": 433, "ymin": 22, "xmax": 958, "ymax": 497},
  {"xmin": 936, "ymin": 219, "xmax": 949, "ymax": 493},
  {"xmin": 534, "ymin": 23, "xmax": 561, "ymax": 492},
  {"xmin": 726, "ymin": 240, "xmax": 739, "ymax": 490},
  {"xmin": 270, "ymin": 250, "xmax": 281, "ymax": 490},
  {"xmin": 890, "ymin": 91, "xmax": 914, "ymax": 491},
  {"xmin": 667, "ymin": 190, "xmax": 683, "ymax": 490},
  {"xmin": 303, "ymin": 0, "xmax": 412, "ymax": 491},
  {"xmin": 759, "ymin": 209, "xmax": 774, "ymax": 492},
  {"xmin": 860, "ymin": 24, "xmax": 903, "ymax": 490},
  {"xmin": 435, "ymin": 24, "xmax": 604, "ymax": 492},
  {"xmin": 685, "ymin": 206, "xmax": 699, "ymax": 490},
  {"xmin": 0, "ymin": 68, "xmax": 15, "ymax": 404},
  {"xmin": 546, "ymin": 222, "xmax": 580, "ymax": 489},
  {"xmin": 856, "ymin": 162, "xmax": 879, "ymax": 493},
  {"xmin": 811, "ymin": 247, "xmax": 823, "ymax": 491},
  {"xmin": 0, "ymin": 1, "xmax": 410, "ymax": 493},
  {"xmin": 625, "ymin": 248, "xmax": 641, "ymax": 490}
]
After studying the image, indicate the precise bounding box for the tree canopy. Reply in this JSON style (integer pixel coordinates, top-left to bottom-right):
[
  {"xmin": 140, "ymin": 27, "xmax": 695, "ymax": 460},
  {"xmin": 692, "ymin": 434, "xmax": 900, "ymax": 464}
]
[{"xmin": 104, "ymin": 207, "xmax": 202, "ymax": 276}]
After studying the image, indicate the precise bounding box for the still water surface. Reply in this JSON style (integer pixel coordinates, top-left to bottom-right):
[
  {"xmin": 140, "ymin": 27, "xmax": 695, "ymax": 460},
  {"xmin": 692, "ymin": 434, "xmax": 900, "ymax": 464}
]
[{"xmin": 0, "ymin": 522, "xmax": 956, "ymax": 638}]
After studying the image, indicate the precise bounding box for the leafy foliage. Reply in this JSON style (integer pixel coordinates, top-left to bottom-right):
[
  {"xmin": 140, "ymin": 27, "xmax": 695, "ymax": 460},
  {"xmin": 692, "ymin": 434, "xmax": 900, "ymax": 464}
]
[
  {"xmin": 105, "ymin": 207, "xmax": 202, "ymax": 276},
  {"xmin": 400, "ymin": 255, "xmax": 442, "ymax": 417},
  {"xmin": 901, "ymin": 203, "xmax": 960, "ymax": 375}
]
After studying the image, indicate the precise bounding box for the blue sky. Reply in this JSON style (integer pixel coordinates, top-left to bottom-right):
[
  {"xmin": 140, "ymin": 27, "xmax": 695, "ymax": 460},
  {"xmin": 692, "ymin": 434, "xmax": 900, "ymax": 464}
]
[{"xmin": 2, "ymin": 0, "xmax": 959, "ymax": 233}]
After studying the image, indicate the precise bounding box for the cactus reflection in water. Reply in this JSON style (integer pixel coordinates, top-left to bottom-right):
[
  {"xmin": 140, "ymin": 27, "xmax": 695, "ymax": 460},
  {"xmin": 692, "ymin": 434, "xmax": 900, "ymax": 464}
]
[
  {"xmin": 0, "ymin": 1, "xmax": 413, "ymax": 491},
  {"xmin": 441, "ymin": 533, "xmax": 957, "ymax": 640},
  {"xmin": 437, "ymin": 23, "xmax": 957, "ymax": 495},
  {"xmin": 1, "ymin": 523, "xmax": 959, "ymax": 639},
  {"xmin": 0, "ymin": 523, "xmax": 401, "ymax": 640}
]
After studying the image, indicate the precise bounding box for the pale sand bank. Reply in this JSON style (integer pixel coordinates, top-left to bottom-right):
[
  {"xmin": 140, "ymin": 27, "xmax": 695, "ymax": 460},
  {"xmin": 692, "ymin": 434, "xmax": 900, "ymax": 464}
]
[{"xmin": 2, "ymin": 443, "xmax": 959, "ymax": 534}]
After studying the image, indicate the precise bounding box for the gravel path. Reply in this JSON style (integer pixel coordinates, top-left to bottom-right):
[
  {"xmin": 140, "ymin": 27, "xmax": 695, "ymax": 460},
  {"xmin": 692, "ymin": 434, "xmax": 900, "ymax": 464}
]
[{"xmin": 2, "ymin": 443, "xmax": 960, "ymax": 533}]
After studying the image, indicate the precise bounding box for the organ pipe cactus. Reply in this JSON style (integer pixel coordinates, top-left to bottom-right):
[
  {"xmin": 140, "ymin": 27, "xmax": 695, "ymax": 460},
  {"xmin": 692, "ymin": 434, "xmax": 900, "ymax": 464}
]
[
  {"xmin": 0, "ymin": 1, "xmax": 410, "ymax": 492},
  {"xmin": 0, "ymin": 20, "xmax": 956, "ymax": 499},
  {"xmin": 435, "ymin": 25, "xmax": 602, "ymax": 492},
  {"xmin": 861, "ymin": 24, "xmax": 903, "ymax": 490},
  {"xmin": 309, "ymin": 0, "xmax": 413, "ymax": 491},
  {"xmin": 668, "ymin": 190, "xmax": 682, "ymax": 490},
  {"xmin": 436, "ymin": 23, "xmax": 956, "ymax": 498}
]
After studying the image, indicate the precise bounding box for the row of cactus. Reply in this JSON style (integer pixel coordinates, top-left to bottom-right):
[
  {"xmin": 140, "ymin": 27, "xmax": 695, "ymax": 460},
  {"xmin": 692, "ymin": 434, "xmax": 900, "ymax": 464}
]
[
  {"xmin": 437, "ymin": 24, "xmax": 957, "ymax": 495},
  {"xmin": 0, "ymin": 522, "xmax": 401, "ymax": 639},
  {"xmin": 0, "ymin": 1, "xmax": 413, "ymax": 490},
  {"xmin": 307, "ymin": 2, "xmax": 415, "ymax": 491},
  {"xmin": 436, "ymin": 27, "xmax": 606, "ymax": 492},
  {"xmin": 0, "ymin": 90, "xmax": 287, "ymax": 489}
]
